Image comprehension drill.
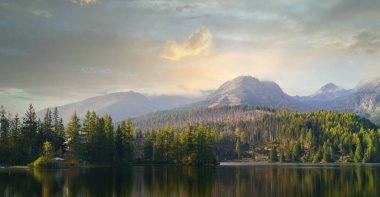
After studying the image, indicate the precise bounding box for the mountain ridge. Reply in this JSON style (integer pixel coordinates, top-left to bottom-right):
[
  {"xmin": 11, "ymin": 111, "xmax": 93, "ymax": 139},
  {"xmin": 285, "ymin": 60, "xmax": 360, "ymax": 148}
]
[
  {"xmin": 38, "ymin": 75, "xmax": 380, "ymax": 125},
  {"xmin": 37, "ymin": 91, "xmax": 205, "ymax": 123}
]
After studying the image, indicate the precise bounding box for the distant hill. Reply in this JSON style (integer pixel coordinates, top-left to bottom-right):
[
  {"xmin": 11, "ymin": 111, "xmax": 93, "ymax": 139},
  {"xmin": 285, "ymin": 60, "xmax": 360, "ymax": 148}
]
[
  {"xmin": 37, "ymin": 91, "xmax": 204, "ymax": 123},
  {"xmin": 132, "ymin": 105, "xmax": 273, "ymax": 131}
]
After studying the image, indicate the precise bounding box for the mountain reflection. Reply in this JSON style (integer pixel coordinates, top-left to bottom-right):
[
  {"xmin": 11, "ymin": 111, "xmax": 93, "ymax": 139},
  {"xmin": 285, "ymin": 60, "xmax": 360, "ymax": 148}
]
[{"xmin": 0, "ymin": 164, "xmax": 379, "ymax": 197}]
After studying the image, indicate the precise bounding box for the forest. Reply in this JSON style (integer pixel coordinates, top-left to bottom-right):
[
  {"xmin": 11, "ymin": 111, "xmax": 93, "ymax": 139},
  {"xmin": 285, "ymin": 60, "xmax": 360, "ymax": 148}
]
[
  {"xmin": 0, "ymin": 104, "xmax": 380, "ymax": 166},
  {"xmin": 0, "ymin": 105, "xmax": 216, "ymax": 165}
]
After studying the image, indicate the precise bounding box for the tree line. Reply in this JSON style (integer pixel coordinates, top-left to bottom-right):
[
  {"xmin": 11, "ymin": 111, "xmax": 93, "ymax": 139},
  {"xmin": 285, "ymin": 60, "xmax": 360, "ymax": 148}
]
[
  {"xmin": 0, "ymin": 105, "xmax": 216, "ymax": 165},
  {"xmin": 132, "ymin": 106, "xmax": 380, "ymax": 163},
  {"xmin": 0, "ymin": 105, "xmax": 65, "ymax": 164},
  {"xmin": 1, "ymin": 104, "xmax": 380, "ymax": 165},
  {"xmin": 232, "ymin": 110, "xmax": 380, "ymax": 163}
]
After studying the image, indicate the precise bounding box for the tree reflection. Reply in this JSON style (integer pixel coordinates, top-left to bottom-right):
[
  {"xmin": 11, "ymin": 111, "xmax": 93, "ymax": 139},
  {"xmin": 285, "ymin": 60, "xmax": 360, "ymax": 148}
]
[{"xmin": 0, "ymin": 164, "xmax": 379, "ymax": 196}]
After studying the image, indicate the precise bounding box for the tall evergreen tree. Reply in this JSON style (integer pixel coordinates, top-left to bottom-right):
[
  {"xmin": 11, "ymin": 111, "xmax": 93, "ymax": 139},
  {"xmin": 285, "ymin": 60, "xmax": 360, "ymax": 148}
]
[
  {"xmin": 103, "ymin": 113, "xmax": 114, "ymax": 162},
  {"xmin": 114, "ymin": 125, "xmax": 123, "ymax": 164},
  {"xmin": 0, "ymin": 106, "xmax": 9, "ymax": 163},
  {"xmin": 66, "ymin": 113, "xmax": 83, "ymax": 160},
  {"xmin": 42, "ymin": 108, "xmax": 54, "ymax": 147},
  {"xmin": 354, "ymin": 135, "xmax": 362, "ymax": 163},
  {"xmin": 22, "ymin": 104, "xmax": 39, "ymax": 161},
  {"xmin": 89, "ymin": 117, "xmax": 109, "ymax": 163},
  {"xmin": 269, "ymin": 146, "xmax": 278, "ymax": 162},
  {"xmin": 235, "ymin": 128, "xmax": 242, "ymax": 160},
  {"xmin": 52, "ymin": 107, "xmax": 65, "ymax": 153},
  {"xmin": 143, "ymin": 131, "xmax": 154, "ymax": 161},
  {"xmin": 121, "ymin": 119, "xmax": 134, "ymax": 162}
]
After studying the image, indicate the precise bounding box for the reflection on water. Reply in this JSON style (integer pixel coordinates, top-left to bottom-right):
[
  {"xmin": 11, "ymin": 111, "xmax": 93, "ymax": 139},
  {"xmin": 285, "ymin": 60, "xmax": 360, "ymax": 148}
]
[{"xmin": 1, "ymin": 163, "xmax": 380, "ymax": 197}]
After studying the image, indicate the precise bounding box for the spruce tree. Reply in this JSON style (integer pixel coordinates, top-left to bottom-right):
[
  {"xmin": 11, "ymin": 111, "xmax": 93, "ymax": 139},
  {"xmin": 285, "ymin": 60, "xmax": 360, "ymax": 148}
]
[
  {"xmin": 66, "ymin": 113, "xmax": 83, "ymax": 160},
  {"xmin": 143, "ymin": 131, "xmax": 154, "ymax": 161},
  {"xmin": 269, "ymin": 146, "xmax": 278, "ymax": 162},
  {"xmin": 53, "ymin": 107, "xmax": 65, "ymax": 153},
  {"xmin": 22, "ymin": 104, "xmax": 39, "ymax": 161},
  {"xmin": 121, "ymin": 119, "xmax": 134, "ymax": 162}
]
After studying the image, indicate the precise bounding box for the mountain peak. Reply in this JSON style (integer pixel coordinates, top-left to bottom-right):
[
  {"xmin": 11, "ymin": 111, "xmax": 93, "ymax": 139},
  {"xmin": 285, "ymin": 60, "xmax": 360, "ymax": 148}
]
[
  {"xmin": 206, "ymin": 75, "xmax": 307, "ymax": 111},
  {"xmin": 320, "ymin": 83, "xmax": 340, "ymax": 91},
  {"xmin": 233, "ymin": 75, "xmax": 259, "ymax": 82},
  {"xmin": 311, "ymin": 83, "xmax": 347, "ymax": 98}
]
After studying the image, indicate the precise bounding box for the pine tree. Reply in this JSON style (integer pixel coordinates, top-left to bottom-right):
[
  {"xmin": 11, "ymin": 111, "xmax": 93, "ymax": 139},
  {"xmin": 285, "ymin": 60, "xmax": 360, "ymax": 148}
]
[
  {"xmin": 143, "ymin": 131, "xmax": 154, "ymax": 161},
  {"xmin": 235, "ymin": 128, "xmax": 242, "ymax": 160},
  {"xmin": 154, "ymin": 128, "xmax": 165, "ymax": 162},
  {"xmin": 172, "ymin": 129, "xmax": 182, "ymax": 161},
  {"xmin": 43, "ymin": 108, "xmax": 53, "ymax": 143},
  {"xmin": 269, "ymin": 146, "xmax": 278, "ymax": 162},
  {"xmin": 121, "ymin": 119, "xmax": 134, "ymax": 162},
  {"xmin": 354, "ymin": 136, "xmax": 362, "ymax": 163},
  {"xmin": 0, "ymin": 106, "xmax": 9, "ymax": 146},
  {"xmin": 82, "ymin": 111, "xmax": 97, "ymax": 142},
  {"xmin": 279, "ymin": 148, "xmax": 285, "ymax": 162},
  {"xmin": 66, "ymin": 113, "xmax": 83, "ymax": 160},
  {"xmin": 90, "ymin": 117, "xmax": 109, "ymax": 163},
  {"xmin": 0, "ymin": 106, "xmax": 9, "ymax": 163},
  {"xmin": 290, "ymin": 140, "xmax": 300, "ymax": 162},
  {"xmin": 322, "ymin": 142, "xmax": 333, "ymax": 163},
  {"xmin": 53, "ymin": 107, "xmax": 65, "ymax": 153},
  {"xmin": 162, "ymin": 123, "xmax": 172, "ymax": 162},
  {"xmin": 103, "ymin": 113, "xmax": 114, "ymax": 163},
  {"xmin": 114, "ymin": 125, "xmax": 123, "ymax": 164},
  {"xmin": 22, "ymin": 104, "xmax": 39, "ymax": 161}
]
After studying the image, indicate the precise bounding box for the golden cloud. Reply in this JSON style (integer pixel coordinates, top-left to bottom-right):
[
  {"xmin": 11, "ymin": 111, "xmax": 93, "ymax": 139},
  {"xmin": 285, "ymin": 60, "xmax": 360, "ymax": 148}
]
[{"xmin": 161, "ymin": 27, "xmax": 212, "ymax": 61}]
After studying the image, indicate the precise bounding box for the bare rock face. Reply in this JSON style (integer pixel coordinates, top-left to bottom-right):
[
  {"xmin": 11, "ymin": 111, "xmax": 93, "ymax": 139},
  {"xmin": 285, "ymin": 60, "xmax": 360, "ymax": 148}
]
[{"xmin": 349, "ymin": 80, "xmax": 380, "ymax": 124}]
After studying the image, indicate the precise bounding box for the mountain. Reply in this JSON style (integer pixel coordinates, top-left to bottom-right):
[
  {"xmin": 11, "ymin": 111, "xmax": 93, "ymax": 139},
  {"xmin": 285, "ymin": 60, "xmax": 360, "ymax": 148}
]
[
  {"xmin": 38, "ymin": 91, "xmax": 156, "ymax": 123},
  {"xmin": 296, "ymin": 83, "xmax": 352, "ymax": 111},
  {"xmin": 200, "ymin": 76, "xmax": 309, "ymax": 111},
  {"xmin": 38, "ymin": 91, "xmax": 204, "ymax": 123},
  {"xmin": 310, "ymin": 83, "xmax": 350, "ymax": 100},
  {"xmin": 295, "ymin": 79, "xmax": 380, "ymax": 125},
  {"xmin": 38, "ymin": 75, "xmax": 380, "ymax": 126},
  {"xmin": 347, "ymin": 79, "xmax": 380, "ymax": 124}
]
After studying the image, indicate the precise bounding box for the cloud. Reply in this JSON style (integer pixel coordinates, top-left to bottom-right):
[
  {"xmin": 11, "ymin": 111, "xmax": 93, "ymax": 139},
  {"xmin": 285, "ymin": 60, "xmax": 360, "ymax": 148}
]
[
  {"xmin": 161, "ymin": 27, "xmax": 212, "ymax": 61},
  {"xmin": 0, "ymin": 88, "xmax": 27, "ymax": 96},
  {"xmin": 0, "ymin": 0, "xmax": 52, "ymax": 18},
  {"xmin": 349, "ymin": 32, "xmax": 380, "ymax": 55},
  {"xmin": 71, "ymin": 0, "xmax": 97, "ymax": 5}
]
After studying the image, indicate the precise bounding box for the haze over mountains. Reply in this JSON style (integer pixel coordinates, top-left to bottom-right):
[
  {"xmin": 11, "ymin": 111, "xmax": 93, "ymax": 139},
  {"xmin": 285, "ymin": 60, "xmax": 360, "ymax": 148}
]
[
  {"xmin": 37, "ymin": 91, "xmax": 205, "ymax": 123},
  {"xmin": 38, "ymin": 76, "xmax": 380, "ymax": 125}
]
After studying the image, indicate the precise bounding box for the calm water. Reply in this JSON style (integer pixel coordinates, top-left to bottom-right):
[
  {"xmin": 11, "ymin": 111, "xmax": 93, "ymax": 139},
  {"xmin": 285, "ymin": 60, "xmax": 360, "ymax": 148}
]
[{"xmin": 1, "ymin": 163, "xmax": 380, "ymax": 197}]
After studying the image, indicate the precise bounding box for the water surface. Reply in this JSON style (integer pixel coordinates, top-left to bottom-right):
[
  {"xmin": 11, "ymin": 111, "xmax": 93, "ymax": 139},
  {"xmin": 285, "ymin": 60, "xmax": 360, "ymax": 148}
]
[{"xmin": 1, "ymin": 163, "xmax": 379, "ymax": 197}]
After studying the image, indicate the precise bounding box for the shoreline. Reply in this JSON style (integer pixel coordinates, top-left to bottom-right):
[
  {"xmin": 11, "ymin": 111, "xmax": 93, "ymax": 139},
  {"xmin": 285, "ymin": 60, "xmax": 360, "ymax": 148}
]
[{"xmin": 3, "ymin": 161, "xmax": 380, "ymax": 170}]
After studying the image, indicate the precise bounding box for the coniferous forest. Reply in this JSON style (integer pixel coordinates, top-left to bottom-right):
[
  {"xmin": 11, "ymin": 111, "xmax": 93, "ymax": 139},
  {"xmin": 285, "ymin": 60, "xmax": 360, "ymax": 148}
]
[{"xmin": 1, "ymin": 104, "xmax": 380, "ymax": 166}]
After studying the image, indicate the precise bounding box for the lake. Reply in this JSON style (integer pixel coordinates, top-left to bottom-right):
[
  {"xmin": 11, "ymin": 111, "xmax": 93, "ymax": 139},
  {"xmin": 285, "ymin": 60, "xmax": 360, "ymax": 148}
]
[{"xmin": 1, "ymin": 163, "xmax": 380, "ymax": 197}]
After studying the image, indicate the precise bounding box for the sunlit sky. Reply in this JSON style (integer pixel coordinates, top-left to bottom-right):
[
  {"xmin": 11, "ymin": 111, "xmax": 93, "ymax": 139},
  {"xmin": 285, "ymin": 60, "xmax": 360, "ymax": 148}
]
[{"xmin": 1, "ymin": 0, "xmax": 380, "ymax": 114}]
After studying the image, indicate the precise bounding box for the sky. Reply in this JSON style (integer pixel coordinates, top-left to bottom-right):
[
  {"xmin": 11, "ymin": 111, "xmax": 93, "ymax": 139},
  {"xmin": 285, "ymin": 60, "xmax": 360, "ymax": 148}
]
[{"xmin": 1, "ymin": 0, "xmax": 380, "ymax": 114}]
